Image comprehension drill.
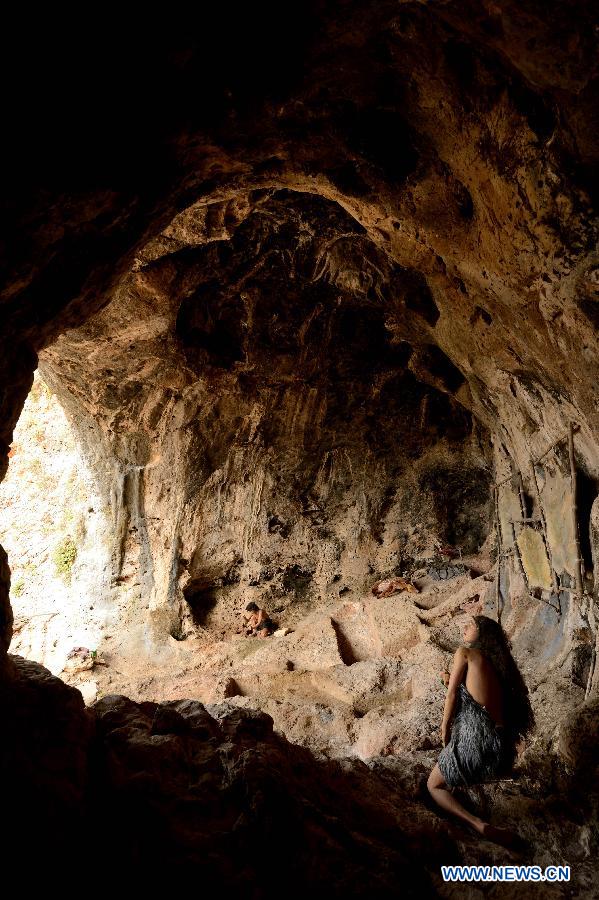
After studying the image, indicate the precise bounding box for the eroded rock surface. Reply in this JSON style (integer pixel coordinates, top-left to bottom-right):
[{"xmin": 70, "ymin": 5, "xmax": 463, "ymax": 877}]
[
  {"xmin": 2, "ymin": 0, "xmax": 590, "ymax": 672},
  {"xmin": 87, "ymin": 691, "xmax": 599, "ymax": 895},
  {"xmin": 86, "ymin": 690, "xmax": 596, "ymax": 895},
  {"xmin": 1, "ymin": 3, "xmax": 598, "ymax": 895},
  {"xmin": 39, "ymin": 188, "xmax": 494, "ymax": 664}
]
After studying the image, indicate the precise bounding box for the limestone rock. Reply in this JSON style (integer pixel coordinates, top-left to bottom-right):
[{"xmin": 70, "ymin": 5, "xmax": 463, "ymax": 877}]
[
  {"xmin": 0, "ymin": 545, "xmax": 12, "ymax": 670},
  {"xmin": 558, "ymin": 696, "xmax": 599, "ymax": 779},
  {"xmin": 239, "ymin": 615, "xmax": 344, "ymax": 673}
]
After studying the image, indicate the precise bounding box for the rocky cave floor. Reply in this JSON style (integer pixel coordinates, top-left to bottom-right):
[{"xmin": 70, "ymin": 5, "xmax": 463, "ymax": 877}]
[{"xmin": 30, "ymin": 546, "xmax": 593, "ymax": 897}]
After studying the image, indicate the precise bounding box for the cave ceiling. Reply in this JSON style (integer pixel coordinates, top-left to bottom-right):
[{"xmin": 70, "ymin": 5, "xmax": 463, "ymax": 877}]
[
  {"xmin": 1, "ymin": 0, "xmax": 598, "ymax": 474},
  {"xmin": 42, "ymin": 189, "xmax": 470, "ymax": 437}
]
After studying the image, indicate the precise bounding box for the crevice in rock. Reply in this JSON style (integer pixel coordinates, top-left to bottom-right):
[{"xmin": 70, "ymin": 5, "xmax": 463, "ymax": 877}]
[
  {"xmin": 404, "ymin": 278, "xmax": 440, "ymax": 327},
  {"xmin": 420, "ymin": 345, "xmax": 466, "ymax": 394},
  {"xmin": 331, "ymin": 618, "xmax": 358, "ymax": 666},
  {"xmin": 183, "ymin": 580, "xmax": 220, "ymax": 629}
]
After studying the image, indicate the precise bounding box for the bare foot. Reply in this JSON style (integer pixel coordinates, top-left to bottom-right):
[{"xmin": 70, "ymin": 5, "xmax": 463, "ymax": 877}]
[{"xmin": 480, "ymin": 823, "xmax": 527, "ymax": 852}]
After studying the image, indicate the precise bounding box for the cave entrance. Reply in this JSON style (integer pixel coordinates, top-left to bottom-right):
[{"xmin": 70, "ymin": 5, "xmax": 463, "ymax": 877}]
[
  {"xmin": 577, "ymin": 467, "xmax": 598, "ymax": 578},
  {"xmin": 0, "ymin": 371, "xmax": 110, "ymax": 696}
]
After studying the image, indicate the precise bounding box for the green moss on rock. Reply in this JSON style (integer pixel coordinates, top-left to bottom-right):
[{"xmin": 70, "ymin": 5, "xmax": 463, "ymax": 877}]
[{"xmin": 53, "ymin": 536, "xmax": 77, "ymax": 581}]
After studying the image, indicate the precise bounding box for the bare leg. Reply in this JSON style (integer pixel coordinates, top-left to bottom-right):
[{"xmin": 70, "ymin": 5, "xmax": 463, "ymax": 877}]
[
  {"xmin": 427, "ymin": 764, "xmax": 485, "ymax": 831},
  {"xmin": 427, "ymin": 765, "xmax": 523, "ymax": 850}
]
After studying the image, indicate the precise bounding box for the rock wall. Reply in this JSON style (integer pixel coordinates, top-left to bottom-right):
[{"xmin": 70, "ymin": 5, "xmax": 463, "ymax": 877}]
[
  {"xmin": 3, "ymin": 656, "xmax": 93, "ymax": 871},
  {"xmin": 0, "ymin": 375, "xmax": 113, "ymax": 679},
  {"xmin": 5, "ymin": 660, "xmax": 598, "ymax": 893},
  {"xmin": 1, "ymin": 1, "xmax": 598, "ymax": 667},
  {"xmin": 40, "ymin": 191, "xmax": 494, "ymax": 664},
  {"xmin": 0, "ymin": 3, "xmax": 598, "ymax": 893}
]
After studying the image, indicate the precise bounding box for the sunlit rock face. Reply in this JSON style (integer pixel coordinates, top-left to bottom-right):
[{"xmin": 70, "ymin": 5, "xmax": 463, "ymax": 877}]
[{"xmin": 0, "ymin": 375, "xmax": 112, "ymax": 681}]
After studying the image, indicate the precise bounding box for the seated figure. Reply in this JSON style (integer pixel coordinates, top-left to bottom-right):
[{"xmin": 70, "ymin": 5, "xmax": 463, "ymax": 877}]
[
  {"xmin": 427, "ymin": 615, "xmax": 534, "ymax": 850},
  {"xmin": 242, "ymin": 602, "xmax": 268, "ymax": 635}
]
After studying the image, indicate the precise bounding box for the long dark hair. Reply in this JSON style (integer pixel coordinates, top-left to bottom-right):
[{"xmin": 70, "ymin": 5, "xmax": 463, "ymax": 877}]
[{"xmin": 470, "ymin": 615, "xmax": 535, "ymax": 742}]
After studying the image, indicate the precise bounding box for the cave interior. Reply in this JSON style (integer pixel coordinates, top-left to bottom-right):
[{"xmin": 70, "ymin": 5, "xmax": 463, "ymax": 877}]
[{"xmin": 2, "ymin": 2, "xmax": 599, "ymax": 893}]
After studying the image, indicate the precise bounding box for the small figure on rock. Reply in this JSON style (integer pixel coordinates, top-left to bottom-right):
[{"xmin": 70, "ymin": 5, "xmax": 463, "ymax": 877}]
[
  {"xmin": 427, "ymin": 615, "xmax": 534, "ymax": 851},
  {"xmin": 241, "ymin": 602, "xmax": 276, "ymax": 636},
  {"xmin": 371, "ymin": 577, "xmax": 419, "ymax": 599}
]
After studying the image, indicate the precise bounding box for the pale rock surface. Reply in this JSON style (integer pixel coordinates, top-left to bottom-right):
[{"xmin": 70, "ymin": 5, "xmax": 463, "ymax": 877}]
[
  {"xmin": 0, "ymin": 375, "xmax": 113, "ymax": 675},
  {"xmin": 239, "ymin": 613, "xmax": 344, "ymax": 673}
]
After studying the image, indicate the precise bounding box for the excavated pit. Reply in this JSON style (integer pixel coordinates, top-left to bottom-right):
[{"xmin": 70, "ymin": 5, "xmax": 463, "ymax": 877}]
[{"xmin": 2, "ymin": 3, "xmax": 599, "ymax": 894}]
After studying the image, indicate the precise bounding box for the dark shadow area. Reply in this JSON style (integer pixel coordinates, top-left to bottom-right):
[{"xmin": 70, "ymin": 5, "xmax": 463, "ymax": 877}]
[
  {"xmin": 326, "ymin": 160, "xmax": 372, "ymax": 197},
  {"xmin": 374, "ymin": 369, "xmax": 472, "ymax": 456},
  {"xmin": 419, "ymin": 462, "xmax": 492, "ymax": 553},
  {"xmin": 507, "ymin": 79, "xmax": 556, "ymax": 142},
  {"xmin": 470, "ymin": 305, "xmax": 492, "ymax": 326},
  {"xmin": 422, "ymin": 345, "xmax": 466, "ymax": 393},
  {"xmin": 454, "ymin": 180, "xmax": 475, "ymax": 220},
  {"xmin": 176, "ymin": 283, "xmax": 246, "ymax": 370},
  {"xmin": 404, "ymin": 278, "xmax": 440, "ymax": 327},
  {"xmin": 282, "ymin": 564, "xmax": 314, "ymax": 599},
  {"xmin": 341, "ymin": 105, "xmax": 420, "ymax": 185},
  {"xmin": 331, "ymin": 619, "xmax": 358, "ymax": 666},
  {"xmin": 579, "ymin": 296, "xmax": 599, "ymax": 329},
  {"xmin": 184, "ymin": 580, "xmax": 219, "ymax": 627},
  {"xmin": 522, "ymin": 489, "xmax": 535, "ymax": 519}
]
